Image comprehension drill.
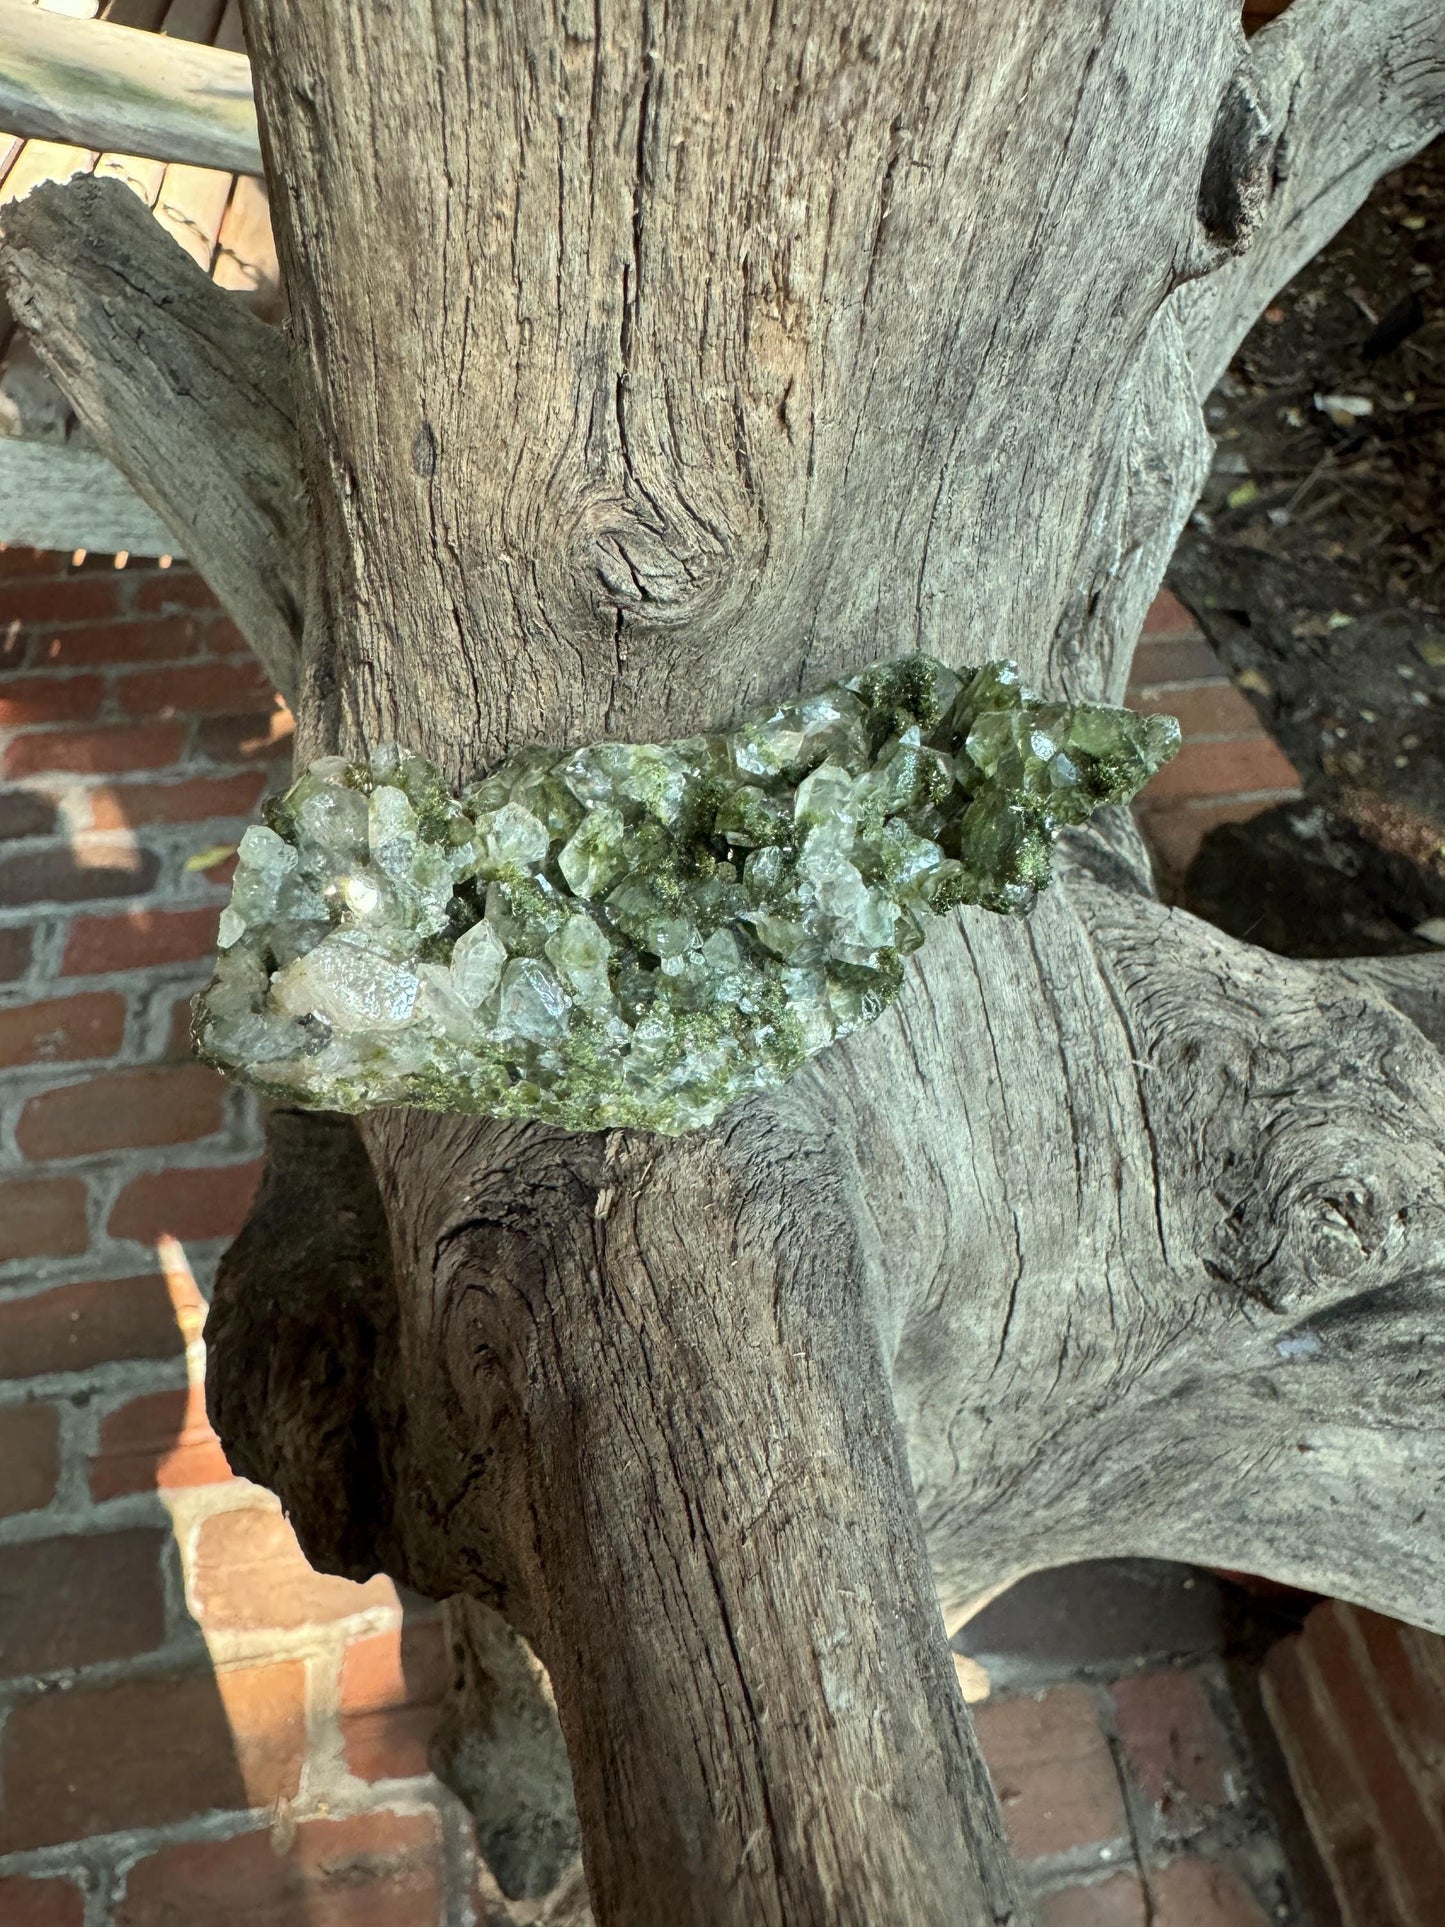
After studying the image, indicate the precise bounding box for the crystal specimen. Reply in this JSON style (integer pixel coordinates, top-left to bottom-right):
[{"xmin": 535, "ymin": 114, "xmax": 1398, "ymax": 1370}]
[{"xmin": 195, "ymin": 656, "xmax": 1179, "ymax": 1133}]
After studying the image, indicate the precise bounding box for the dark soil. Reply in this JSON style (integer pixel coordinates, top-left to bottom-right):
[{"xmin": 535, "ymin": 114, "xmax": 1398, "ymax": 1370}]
[{"xmin": 1168, "ymin": 138, "xmax": 1445, "ymax": 958}]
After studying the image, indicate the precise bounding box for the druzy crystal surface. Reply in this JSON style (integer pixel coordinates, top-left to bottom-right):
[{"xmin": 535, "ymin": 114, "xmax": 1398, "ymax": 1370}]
[{"xmin": 196, "ymin": 657, "xmax": 1178, "ymax": 1133}]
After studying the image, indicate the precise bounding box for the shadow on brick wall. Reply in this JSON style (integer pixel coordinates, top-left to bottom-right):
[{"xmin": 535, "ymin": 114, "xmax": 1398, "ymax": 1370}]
[{"xmin": 0, "ymin": 1266, "xmax": 470, "ymax": 1919}]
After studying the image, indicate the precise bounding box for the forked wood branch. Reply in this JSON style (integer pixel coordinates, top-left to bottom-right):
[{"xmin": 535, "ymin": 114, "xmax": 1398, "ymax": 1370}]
[{"xmin": 8, "ymin": 0, "xmax": 1444, "ymax": 1920}]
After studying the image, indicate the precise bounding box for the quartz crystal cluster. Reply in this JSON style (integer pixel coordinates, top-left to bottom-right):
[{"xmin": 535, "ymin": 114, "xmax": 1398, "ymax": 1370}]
[{"xmin": 195, "ymin": 657, "xmax": 1178, "ymax": 1133}]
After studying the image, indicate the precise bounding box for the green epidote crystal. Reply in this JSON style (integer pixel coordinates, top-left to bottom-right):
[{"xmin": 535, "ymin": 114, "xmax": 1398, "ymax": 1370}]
[{"xmin": 195, "ymin": 657, "xmax": 1178, "ymax": 1133}]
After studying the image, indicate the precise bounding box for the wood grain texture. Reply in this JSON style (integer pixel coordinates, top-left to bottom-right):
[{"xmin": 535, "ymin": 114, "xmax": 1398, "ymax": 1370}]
[
  {"xmin": 0, "ymin": 174, "xmax": 301, "ymax": 699},
  {"xmin": 0, "ymin": 3, "xmax": 263, "ymax": 176},
  {"xmin": 29, "ymin": 0, "xmax": 1442, "ymax": 1918},
  {"xmin": 245, "ymin": 0, "xmax": 1244, "ymax": 768}
]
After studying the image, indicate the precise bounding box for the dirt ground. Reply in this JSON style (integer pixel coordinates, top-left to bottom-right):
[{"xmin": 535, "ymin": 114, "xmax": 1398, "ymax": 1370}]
[{"xmin": 1168, "ymin": 137, "xmax": 1444, "ymax": 957}]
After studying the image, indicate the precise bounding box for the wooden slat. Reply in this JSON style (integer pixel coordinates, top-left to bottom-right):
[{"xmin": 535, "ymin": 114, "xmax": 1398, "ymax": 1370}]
[
  {"xmin": 212, "ymin": 172, "xmax": 279, "ymax": 315},
  {"xmin": 0, "ymin": 137, "xmax": 97, "ymax": 205},
  {"xmin": 90, "ymin": 0, "xmax": 223, "ymax": 216},
  {"xmin": 0, "ymin": 4, "xmax": 263, "ymax": 175},
  {"xmin": 0, "ymin": 433, "xmax": 179, "ymax": 555},
  {"xmin": 100, "ymin": 0, "xmax": 172, "ymax": 26},
  {"xmin": 151, "ymin": 155, "xmax": 231, "ymax": 266},
  {"xmin": 149, "ymin": 0, "xmax": 236, "ymax": 265},
  {"xmin": 93, "ymin": 148, "xmax": 167, "ymax": 204},
  {"xmin": 158, "ymin": 0, "xmax": 223, "ymax": 39},
  {"xmin": 211, "ymin": 0, "xmax": 243, "ymax": 55}
]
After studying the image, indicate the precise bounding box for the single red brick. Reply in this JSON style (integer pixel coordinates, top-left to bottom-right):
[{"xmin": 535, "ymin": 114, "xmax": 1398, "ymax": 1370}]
[
  {"xmin": 116, "ymin": 660, "xmax": 276, "ymax": 721},
  {"xmin": 203, "ymin": 615, "xmax": 257, "ymax": 658},
  {"xmin": 1329, "ymin": 1836, "xmax": 1407, "ymax": 1926},
  {"xmin": 115, "ymin": 1811, "xmax": 444, "ymax": 1927},
  {"xmin": 0, "ymin": 925, "xmax": 33, "ymax": 981},
  {"xmin": 133, "ymin": 569, "xmax": 218, "ymax": 615},
  {"xmin": 1127, "ymin": 636, "xmax": 1229, "ymax": 688},
  {"xmin": 18, "ymin": 1064, "xmax": 226, "ymax": 1161},
  {"xmin": 30, "ymin": 615, "xmax": 206, "ymax": 668},
  {"xmin": 0, "ymin": 1175, "xmax": 88, "ymax": 1263},
  {"xmin": 197, "ymin": 705, "xmax": 296, "ymax": 765},
  {"xmin": 108, "ymin": 1160, "xmax": 261, "ymax": 1244},
  {"xmin": 0, "ymin": 1876, "xmax": 85, "ymax": 1927},
  {"xmin": 1133, "ymin": 683, "xmax": 1262, "ymax": 739},
  {"xmin": 0, "ymin": 838, "xmax": 162, "ymax": 906},
  {"xmin": 1303, "ymin": 1603, "xmax": 1445, "ymax": 1916},
  {"xmin": 0, "ymin": 1530, "xmax": 166, "ymax": 1676},
  {"xmin": 1349, "ymin": 1607, "xmax": 1445, "ymax": 1771},
  {"xmin": 4, "ymin": 721, "xmax": 187, "ymax": 779},
  {"xmin": 339, "ymin": 1617, "xmax": 451, "ymax": 1780},
  {"xmin": 0, "ymin": 1273, "xmax": 198, "ymax": 1379},
  {"xmin": 1040, "ymin": 1874, "xmax": 1149, "ymax": 1927},
  {"xmin": 0, "ymin": 1659, "xmax": 306, "ymax": 1851},
  {"xmin": 90, "ymin": 1382, "xmax": 232, "ymax": 1500},
  {"xmin": 1134, "ymin": 799, "xmax": 1272, "ymax": 879},
  {"xmin": 0, "ymin": 992, "xmax": 126, "ymax": 1067},
  {"xmin": 0, "ymin": 674, "xmax": 105, "ymax": 727},
  {"xmin": 1141, "ymin": 736, "xmax": 1301, "ymax": 806},
  {"xmin": 1142, "ymin": 590, "xmax": 1199, "ymax": 636},
  {"xmin": 1150, "ymin": 1858, "xmax": 1270, "ymax": 1927},
  {"xmin": 2, "ymin": 578, "xmax": 123, "ymax": 625},
  {"xmin": 1111, "ymin": 1668, "xmax": 1231, "ymax": 1825},
  {"xmin": 1261, "ymin": 1636, "xmax": 1367, "ymax": 1824},
  {"xmin": 0, "ymin": 1403, "xmax": 61, "ymax": 1518},
  {"xmin": 62, "ymin": 905, "xmax": 220, "ymax": 974},
  {"xmin": 973, "ymin": 1687, "xmax": 1127, "ymax": 1862},
  {"xmin": 87, "ymin": 769, "xmax": 266, "ymax": 830},
  {"xmin": 0, "ymin": 544, "xmax": 70, "ymax": 578},
  {"xmin": 0, "ymin": 789, "xmax": 59, "ymax": 840},
  {"xmin": 191, "ymin": 1507, "xmax": 396, "ymax": 1634}
]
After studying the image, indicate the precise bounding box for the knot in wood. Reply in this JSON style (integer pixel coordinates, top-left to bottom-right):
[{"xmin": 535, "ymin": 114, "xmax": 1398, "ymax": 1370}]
[
  {"xmin": 1293, "ymin": 1172, "xmax": 1392, "ymax": 1285},
  {"xmin": 1197, "ymin": 67, "xmax": 1277, "ymax": 258},
  {"xmin": 582, "ymin": 494, "xmax": 738, "ymax": 629},
  {"xmin": 1230, "ymin": 1131, "xmax": 1432, "ymax": 1314}
]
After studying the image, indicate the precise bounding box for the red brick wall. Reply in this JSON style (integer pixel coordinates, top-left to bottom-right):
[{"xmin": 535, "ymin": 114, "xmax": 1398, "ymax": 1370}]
[
  {"xmin": 973, "ymin": 1663, "xmax": 1292, "ymax": 1923},
  {"xmin": 1265, "ymin": 1601, "xmax": 1445, "ymax": 1926},
  {"xmin": 1126, "ymin": 590, "xmax": 1300, "ymax": 882},
  {"xmin": 0, "ymin": 545, "xmax": 487, "ymax": 1921}
]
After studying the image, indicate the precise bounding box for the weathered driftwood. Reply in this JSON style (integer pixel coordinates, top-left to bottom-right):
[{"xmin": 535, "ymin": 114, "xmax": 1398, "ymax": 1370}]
[
  {"xmin": 0, "ymin": 4, "xmax": 263, "ymax": 176},
  {"xmin": 0, "ymin": 175, "xmax": 301, "ymax": 701},
  {"xmin": 9, "ymin": 0, "xmax": 1445, "ymax": 1921}
]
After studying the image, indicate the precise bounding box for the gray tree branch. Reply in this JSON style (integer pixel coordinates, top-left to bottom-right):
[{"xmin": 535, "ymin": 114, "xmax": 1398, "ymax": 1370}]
[
  {"xmin": 1181, "ymin": 0, "xmax": 1445, "ymax": 396},
  {"xmin": 0, "ymin": 174, "xmax": 301, "ymax": 702}
]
